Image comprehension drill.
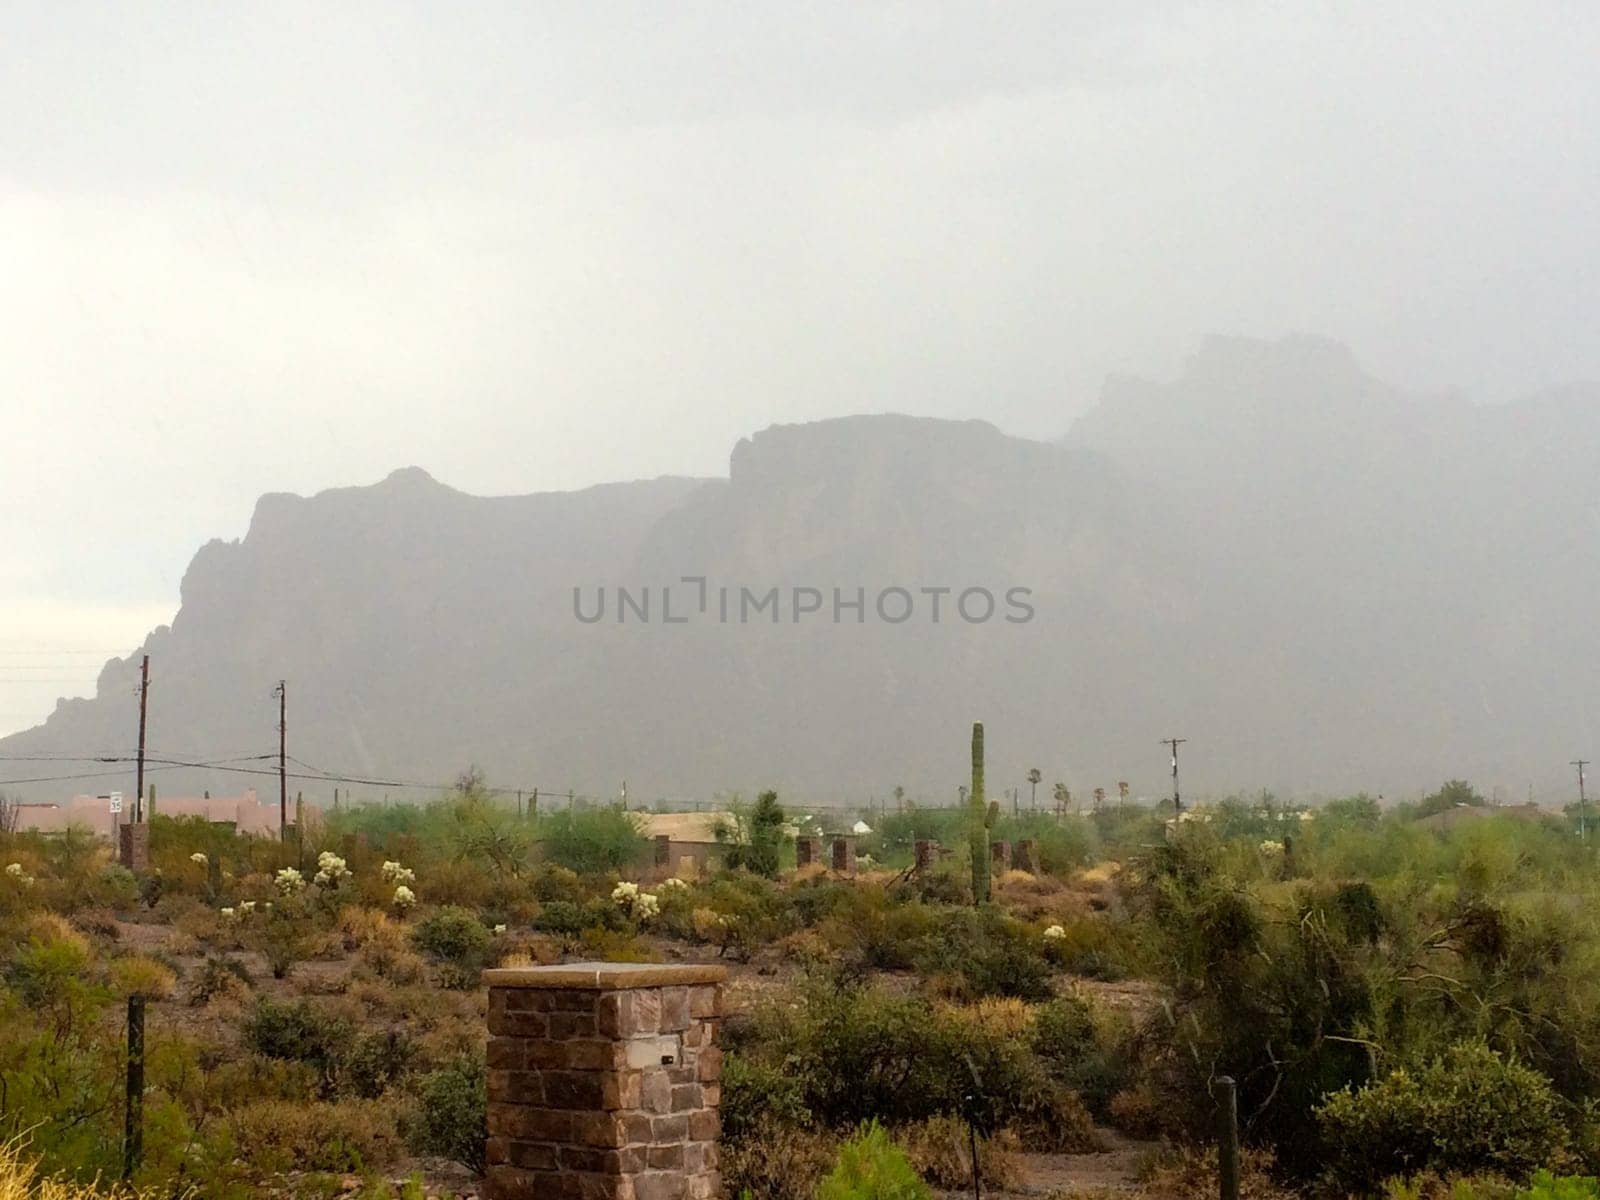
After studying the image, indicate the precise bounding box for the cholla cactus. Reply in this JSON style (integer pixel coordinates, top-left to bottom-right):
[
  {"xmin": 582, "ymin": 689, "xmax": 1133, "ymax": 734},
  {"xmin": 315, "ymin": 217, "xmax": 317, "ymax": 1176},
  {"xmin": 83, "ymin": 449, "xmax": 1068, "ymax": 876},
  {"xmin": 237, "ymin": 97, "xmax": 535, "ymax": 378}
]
[
  {"xmin": 190, "ymin": 852, "xmax": 208, "ymax": 866},
  {"xmin": 275, "ymin": 867, "xmax": 306, "ymax": 896},
  {"xmin": 393, "ymin": 885, "xmax": 416, "ymax": 910},
  {"xmin": 220, "ymin": 907, "xmax": 237, "ymax": 919},
  {"xmin": 4, "ymin": 863, "xmax": 34, "ymax": 886},
  {"xmin": 1259, "ymin": 840, "xmax": 1285, "ymax": 855},
  {"xmin": 1043, "ymin": 924, "xmax": 1066, "ymax": 940},
  {"xmin": 314, "ymin": 851, "xmax": 350, "ymax": 887},
  {"xmin": 492, "ymin": 924, "xmax": 507, "ymax": 935},
  {"xmin": 660, "ymin": 877, "xmax": 689, "ymax": 891},
  {"xmin": 239, "ymin": 901, "xmax": 257, "ymax": 915},
  {"xmin": 611, "ymin": 881, "xmax": 660, "ymax": 921},
  {"xmin": 381, "ymin": 860, "xmax": 416, "ymax": 885}
]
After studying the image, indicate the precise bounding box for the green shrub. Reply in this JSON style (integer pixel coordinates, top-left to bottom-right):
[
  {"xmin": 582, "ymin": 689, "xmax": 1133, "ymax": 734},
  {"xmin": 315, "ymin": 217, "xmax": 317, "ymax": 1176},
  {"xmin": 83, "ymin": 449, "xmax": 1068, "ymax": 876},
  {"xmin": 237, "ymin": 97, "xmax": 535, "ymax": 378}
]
[
  {"xmin": 913, "ymin": 907, "xmax": 1053, "ymax": 1001},
  {"xmin": 769, "ymin": 982, "xmax": 1047, "ymax": 1131},
  {"xmin": 412, "ymin": 905, "xmax": 493, "ymax": 968},
  {"xmin": 226, "ymin": 1097, "xmax": 409, "ymax": 1174},
  {"xmin": 409, "ymin": 1054, "xmax": 487, "ymax": 1175},
  {"xmin": 187, "ymin": 954, "xmax": 252, "ymax": 1005},
  {"xmin": 534, "ymin": 808, "xmax": 647, "ymax": 874},
  {"xmin": 532, "ymin": 899, "xmax": 587, "ymax": 935},
  {"xmin": 816, "ymin": 1121, "xmax": 929, "ymax": 1200},
  {"xmin": 335, "ymin": 1029, "xmax": 416, "ymax": 1099},
  {"xmin": 1317, "ymin": 1041, "xmax": 1568, "ymax": 1192},
  {"xmin": 1030, "ymin": 993, "xmax": 1127, "ymax": 1115},
  {"xmin": 717, "ymin": 791, "xmax": 787, "ymax": 878},
  {"xmin": 815, "ymin": 886, "xmax": 937, "ymax": 972},
  {"xmin": 722, "ymin": 1053, "xmax": 812, "ymax": 1142},
  {"xmin": 528, "ymin": 864, "xmax": 584, "ymax": 904},
  {"xmin": 1520, "ymin": 1173, "xmax": 1600, "ymax": 1200},
  {"xmin": 244, "ymin": 997, "xmax": 352, "ymax": 1086}
]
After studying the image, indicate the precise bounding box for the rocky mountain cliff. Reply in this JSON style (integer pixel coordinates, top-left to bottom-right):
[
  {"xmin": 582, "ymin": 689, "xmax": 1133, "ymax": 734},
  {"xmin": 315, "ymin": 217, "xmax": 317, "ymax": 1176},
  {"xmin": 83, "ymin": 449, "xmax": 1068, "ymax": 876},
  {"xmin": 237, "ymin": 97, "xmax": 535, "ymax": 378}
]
[{"xmin": 5, "ymin": 337, "xmax": 1596, "ymax": 806}]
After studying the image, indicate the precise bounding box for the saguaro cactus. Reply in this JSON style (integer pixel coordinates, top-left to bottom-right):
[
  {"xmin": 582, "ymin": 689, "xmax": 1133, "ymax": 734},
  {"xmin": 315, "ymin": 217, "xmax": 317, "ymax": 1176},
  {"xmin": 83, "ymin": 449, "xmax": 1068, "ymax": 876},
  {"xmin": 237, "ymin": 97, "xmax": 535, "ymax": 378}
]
[{"xmin": 969, "ymin": 722, "xmax": 997, "ymax": 904}]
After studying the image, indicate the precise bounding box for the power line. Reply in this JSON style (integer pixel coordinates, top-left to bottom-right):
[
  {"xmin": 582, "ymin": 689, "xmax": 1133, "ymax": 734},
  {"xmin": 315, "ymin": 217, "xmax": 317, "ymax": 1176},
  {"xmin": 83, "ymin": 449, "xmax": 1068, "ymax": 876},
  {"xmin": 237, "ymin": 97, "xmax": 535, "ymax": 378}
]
[{"xmin": 3, "ymin": 746, "xmax": 523, "ymax": 799}]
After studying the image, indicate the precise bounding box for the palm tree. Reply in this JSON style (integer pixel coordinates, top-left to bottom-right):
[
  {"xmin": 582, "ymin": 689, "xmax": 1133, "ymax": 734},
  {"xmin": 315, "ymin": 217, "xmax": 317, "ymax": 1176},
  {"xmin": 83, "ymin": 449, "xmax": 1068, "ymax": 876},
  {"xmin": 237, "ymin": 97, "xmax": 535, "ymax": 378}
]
[
  {"xmin": 1052, "ymin": 782, "xmax": 1070, "ymax": 818},
  {"xmin": 1027, "ymin": 768, "xmax": 1042, "ymax": 810}
]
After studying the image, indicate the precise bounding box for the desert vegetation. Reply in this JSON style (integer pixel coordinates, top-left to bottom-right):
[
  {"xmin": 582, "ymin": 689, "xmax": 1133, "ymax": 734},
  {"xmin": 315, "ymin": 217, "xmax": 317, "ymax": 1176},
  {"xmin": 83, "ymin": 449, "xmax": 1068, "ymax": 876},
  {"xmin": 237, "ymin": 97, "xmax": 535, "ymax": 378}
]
[{"xmin": 2, "ymin": 761, "xmax": 1600, "ymax": 1199}]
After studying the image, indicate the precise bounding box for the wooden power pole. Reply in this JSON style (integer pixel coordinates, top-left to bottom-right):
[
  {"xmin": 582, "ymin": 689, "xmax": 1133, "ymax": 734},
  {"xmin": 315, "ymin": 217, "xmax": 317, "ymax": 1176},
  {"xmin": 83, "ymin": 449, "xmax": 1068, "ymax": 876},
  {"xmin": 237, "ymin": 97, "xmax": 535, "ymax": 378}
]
[
  {"xmin": 274, "ymin": 681, "xmax": 287, "ymax": 839},
  {"xmin": 1575, "ymin": 759, "xmax": 1591, "ymax": 840},
  {"xmin": 1163, "ymin": 737, "xmax": 1188, "ymax": 813},
  {"xmin": 134, "ymin": 655, "xmax": 149, "ymax": 824}
]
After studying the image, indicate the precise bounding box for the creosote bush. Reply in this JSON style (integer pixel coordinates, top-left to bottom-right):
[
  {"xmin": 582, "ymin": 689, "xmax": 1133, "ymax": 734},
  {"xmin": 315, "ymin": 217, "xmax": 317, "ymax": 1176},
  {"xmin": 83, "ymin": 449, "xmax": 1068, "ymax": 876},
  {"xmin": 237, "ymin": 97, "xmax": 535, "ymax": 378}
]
[
  {"xmin": 409, "ymin": 1054, "xmax": 487, "ymax": 1175},
  {"xmin": 1317, "ymin": 1041, "xmax": 1569, "ymax": 1192}
]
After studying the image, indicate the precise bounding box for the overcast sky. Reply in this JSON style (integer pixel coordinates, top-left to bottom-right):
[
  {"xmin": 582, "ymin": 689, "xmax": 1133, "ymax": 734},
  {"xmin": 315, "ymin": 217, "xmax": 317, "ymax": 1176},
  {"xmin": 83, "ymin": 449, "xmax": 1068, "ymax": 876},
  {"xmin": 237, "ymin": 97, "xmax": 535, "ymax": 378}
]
[{"xmin": 3, "ymin": 2, "xmax": 1598, "ymax": 735}]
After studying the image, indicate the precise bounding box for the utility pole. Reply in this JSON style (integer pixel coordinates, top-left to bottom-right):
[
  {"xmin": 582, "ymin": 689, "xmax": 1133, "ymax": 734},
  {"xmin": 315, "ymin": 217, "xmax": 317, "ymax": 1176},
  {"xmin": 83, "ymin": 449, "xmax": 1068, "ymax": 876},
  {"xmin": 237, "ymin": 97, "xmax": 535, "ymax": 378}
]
[
  {"xmin": 1574, "ymin": 759, "xmax": 1591, "ymax": 841},
  {"xmin": 1163, "ymin": 737, "xmax": 1188, "ymax": 813},
  {"xmin": 274, "ymin": 681, "xmax": 287, "ymax": 840},
  {"xmin": 134, "ymin": 655, "xmax": 149, "ymax": 824}
]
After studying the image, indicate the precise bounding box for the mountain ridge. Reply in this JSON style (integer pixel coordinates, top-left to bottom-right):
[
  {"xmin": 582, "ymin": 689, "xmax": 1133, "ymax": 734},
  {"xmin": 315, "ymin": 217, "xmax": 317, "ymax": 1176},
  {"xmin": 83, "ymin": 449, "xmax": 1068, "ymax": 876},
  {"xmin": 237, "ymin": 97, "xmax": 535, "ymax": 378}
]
[{"xmin": 5, "ymin": 336, "xmax": 1596, "ymax": 805}]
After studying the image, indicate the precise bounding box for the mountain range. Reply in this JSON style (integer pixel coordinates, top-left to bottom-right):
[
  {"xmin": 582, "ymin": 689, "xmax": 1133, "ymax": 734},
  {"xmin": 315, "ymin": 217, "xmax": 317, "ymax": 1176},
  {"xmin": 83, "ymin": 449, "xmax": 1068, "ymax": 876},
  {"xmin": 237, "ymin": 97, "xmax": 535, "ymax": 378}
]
[{"xmin": 5, "ymin": 335, "xmax": 1596, "ymax": 808}]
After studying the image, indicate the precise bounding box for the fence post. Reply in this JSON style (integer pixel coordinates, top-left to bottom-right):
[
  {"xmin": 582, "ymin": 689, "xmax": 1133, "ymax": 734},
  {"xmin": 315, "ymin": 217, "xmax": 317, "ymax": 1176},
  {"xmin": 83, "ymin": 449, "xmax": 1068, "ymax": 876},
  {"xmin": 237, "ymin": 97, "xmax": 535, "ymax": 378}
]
[
  {"xmin": 1217, "ymin": 1075, "xmax": 1239, "ymax": 1200},
  {"xmin": 123, "ymin": 994, "xmax": 145, "ymax": 1181}
]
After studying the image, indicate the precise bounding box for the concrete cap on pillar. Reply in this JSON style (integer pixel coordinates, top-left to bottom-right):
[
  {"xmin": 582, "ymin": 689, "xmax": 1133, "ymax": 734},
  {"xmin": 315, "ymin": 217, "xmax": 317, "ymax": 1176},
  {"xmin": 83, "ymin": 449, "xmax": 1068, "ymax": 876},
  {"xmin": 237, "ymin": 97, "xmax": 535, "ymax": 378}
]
[{"xmin": 482, "ymin": 961, "xmax": 729, "ymax": 990}]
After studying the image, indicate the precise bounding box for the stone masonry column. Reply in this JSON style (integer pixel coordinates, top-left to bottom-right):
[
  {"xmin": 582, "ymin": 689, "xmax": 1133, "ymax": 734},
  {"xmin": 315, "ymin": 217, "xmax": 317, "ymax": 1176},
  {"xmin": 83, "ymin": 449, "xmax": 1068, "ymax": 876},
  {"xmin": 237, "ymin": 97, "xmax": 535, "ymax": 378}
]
[
  {"xmin": 654, "ymin": 835, "xmax": 672, "ymax": 868},
  {"xmin": 831, "ymin": 836, "xmax": 856, "ymax": 873},
  {"xmin": 990, "ymin": 839, "xmax": 1011, "ymax": 872},
  {"xmin": 914, "ymin": 840, "xmax": 936, "ymax": 872},
  {"xmin": 484, "ymin": 962, "xmax": 727, "ymax": 1200},
  {"xmin": 795, "ymin": 836, "xmax": 820, "ymax": 869},
  {"xmin": 118, "ymin": 822, "xmax": 149, "ymax": 873},
  {"xmin": 1013, "ymin": 839, "xmax": 1038, "ymax": 874}
]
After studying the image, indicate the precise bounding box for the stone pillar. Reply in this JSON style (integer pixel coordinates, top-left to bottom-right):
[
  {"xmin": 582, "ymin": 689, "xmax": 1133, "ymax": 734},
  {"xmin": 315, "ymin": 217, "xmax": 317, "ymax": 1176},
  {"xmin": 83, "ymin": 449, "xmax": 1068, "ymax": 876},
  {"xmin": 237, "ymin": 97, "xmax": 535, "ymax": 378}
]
[
  {"xmin": 990, "ymin": 839, "xmax": 1011, "ymax": 872},
  {"xmin": 831, "ymin": 836, "xmax": 856, "ymax": 874},
  {"xmin": 654, "ymin": 835, "xmax": 672, "ymax": 868},
  {"xmin": 795, "ymin": 837, "xmax": 820, "ymax": 869},
  {"xmin": 118, "ymin": 822, "xmax": 149, "ymax": 873},
  {"xmin": 914, "ymin": 840, "xmax": 936, "ymax": 871},
  {"xmin": 484, "ymin": 963, "xmax": 727, "ymax": 1200},
  {"xmin": 1013, "ymin": 839, "xmax": 1038, "ymax": 874}
]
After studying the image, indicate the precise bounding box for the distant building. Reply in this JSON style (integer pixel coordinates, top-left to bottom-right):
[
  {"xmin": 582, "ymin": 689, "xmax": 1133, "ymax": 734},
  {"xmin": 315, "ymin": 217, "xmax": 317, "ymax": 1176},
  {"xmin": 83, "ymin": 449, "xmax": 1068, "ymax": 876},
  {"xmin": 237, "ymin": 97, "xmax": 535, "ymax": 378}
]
[
  {"xmin": 637, "ymin": 811, "xmax": 731, "ymax": 874},
  {"xmin": 11, "ymin": 788, "xmax": 280, "ymax": 838}
]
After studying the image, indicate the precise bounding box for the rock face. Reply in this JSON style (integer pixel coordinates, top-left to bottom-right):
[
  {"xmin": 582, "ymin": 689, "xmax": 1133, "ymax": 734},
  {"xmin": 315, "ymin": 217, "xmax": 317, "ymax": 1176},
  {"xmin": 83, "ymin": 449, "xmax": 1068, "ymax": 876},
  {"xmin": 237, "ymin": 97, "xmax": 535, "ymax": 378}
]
[{"xmin": 4, "ymin": 336, "xmax": 1597, "ymax": 802}]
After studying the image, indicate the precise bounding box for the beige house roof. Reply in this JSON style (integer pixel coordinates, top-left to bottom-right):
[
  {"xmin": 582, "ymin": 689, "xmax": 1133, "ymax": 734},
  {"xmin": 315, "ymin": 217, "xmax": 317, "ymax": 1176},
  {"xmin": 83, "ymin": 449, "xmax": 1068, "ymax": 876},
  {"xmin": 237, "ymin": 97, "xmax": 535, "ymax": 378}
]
[{"xmin": 638, "ymin": 811, "xmax": 732, "ymax": 844}]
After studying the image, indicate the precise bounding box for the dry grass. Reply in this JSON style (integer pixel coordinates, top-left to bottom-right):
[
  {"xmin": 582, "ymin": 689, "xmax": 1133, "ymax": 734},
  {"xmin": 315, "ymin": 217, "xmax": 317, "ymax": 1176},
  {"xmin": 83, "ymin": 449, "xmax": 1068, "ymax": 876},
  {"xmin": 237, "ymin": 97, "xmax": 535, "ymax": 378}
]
[
  {"xmin": 0, "ymin": 1140, "xmax": 148, "ymax": 1200},
  {"xmin": 896, "ymin": 1116, "xmax": 1022, "ymax": 1190},
  {"xmin": 22, "ymin": 911, "xmax": 90, "ymax": 952},
  {"xmin": 937, "ymin": 996, "xmax": 1034, "ymax": 1038},
  {"xmin": 1137, "ymin": 1146, "xmax": 1294, "ymax": 1200},
  {"xmin": 107, "ymin": 954, "xmax": 177, "ymax": 1000}
]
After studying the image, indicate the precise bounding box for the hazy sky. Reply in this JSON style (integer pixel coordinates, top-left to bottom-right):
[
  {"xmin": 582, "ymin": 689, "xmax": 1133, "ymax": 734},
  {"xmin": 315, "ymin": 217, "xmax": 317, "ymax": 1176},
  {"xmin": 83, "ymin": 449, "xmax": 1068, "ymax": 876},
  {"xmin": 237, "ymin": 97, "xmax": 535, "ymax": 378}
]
[{"xmin": 3, "ymin": 2, "xmax": 1598, "ymax": 735}]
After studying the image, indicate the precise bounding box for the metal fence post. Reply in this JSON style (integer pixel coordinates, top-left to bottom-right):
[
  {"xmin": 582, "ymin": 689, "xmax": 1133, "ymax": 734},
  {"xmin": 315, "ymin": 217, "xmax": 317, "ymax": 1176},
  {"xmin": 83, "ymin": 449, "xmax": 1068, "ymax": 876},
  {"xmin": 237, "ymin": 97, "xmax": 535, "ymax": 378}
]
[
  {"xmin": 1217, "ymin": 1075, "xmax": 1239, "ymax": 1200},
  {"xmin": 123, "ymin": 994, "xmax": 145, "ymax": 1181}
]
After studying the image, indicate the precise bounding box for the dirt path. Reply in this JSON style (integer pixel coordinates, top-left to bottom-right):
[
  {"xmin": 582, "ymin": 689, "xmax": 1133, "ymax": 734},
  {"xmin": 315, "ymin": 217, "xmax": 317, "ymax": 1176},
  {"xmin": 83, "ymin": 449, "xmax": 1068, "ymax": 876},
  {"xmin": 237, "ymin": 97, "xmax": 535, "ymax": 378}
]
[{"xmin": 1006, "ymin": 1129, "xmax": 1161, "ymax": 1196}]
